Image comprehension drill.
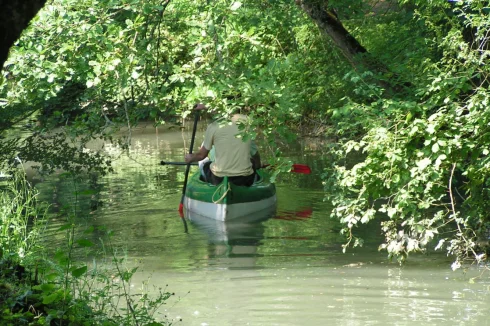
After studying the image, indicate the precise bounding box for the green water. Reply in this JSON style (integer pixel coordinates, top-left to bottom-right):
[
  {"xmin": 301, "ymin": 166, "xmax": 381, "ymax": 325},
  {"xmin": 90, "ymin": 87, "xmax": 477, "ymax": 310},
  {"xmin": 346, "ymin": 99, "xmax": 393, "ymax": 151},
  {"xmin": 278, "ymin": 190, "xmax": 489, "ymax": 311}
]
[{"xmin": 32, "ymin": 123, "xmax": 490, "ymax": 325}]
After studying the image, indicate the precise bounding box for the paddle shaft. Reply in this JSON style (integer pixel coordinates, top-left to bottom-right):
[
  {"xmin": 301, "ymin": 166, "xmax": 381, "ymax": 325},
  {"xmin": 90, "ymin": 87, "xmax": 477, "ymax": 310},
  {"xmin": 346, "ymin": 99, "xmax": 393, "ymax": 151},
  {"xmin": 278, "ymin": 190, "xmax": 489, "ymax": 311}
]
[
  {"xmin": 162, "ymin": 161, "xmax": 197, "ymax": 166},
  {"xmin": 162, "ymin": 161, "xmax": 311, "ymax": 174},
  {"xmin": 179, "ymin": 111, "xmax": 200, "ymax": 225},
  {"xmin": 181, "ymin": 113, "xmax": 200, "ymax": 201}
]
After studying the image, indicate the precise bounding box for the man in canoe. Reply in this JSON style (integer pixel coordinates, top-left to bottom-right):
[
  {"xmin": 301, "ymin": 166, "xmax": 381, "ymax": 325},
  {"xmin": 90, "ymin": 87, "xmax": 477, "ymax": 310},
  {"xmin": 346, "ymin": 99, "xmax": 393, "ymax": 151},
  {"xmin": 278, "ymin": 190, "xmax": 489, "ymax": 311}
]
[{"xmin": 184, "ymin": 103, "xmax": 261, "ymax": 186}]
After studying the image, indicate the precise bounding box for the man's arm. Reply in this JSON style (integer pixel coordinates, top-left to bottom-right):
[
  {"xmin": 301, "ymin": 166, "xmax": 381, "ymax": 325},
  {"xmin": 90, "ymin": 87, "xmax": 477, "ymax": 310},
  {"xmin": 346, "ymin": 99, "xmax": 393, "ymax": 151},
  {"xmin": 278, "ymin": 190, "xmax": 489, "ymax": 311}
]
[
  {"xmin": 251, "ymin": 151, "xmax": 261, "ymax": 170},
  {"xmin": 185, "ymin": 146, "xmax": 210, "ymax": 163}
]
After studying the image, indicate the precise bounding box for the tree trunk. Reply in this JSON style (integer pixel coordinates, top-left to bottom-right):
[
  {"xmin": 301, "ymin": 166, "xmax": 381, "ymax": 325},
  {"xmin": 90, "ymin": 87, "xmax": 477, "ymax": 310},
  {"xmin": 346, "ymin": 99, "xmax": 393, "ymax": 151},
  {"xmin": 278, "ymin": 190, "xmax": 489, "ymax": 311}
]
[
  {"xmin": 0, "ymin": 0, "xmax": 47, "ymax": 70},
  {"xmin": 295, "ymin": 0, "xmax": 367, "ymax": 66},
  {"xmin": 296, "ymin": 0, "xmax": 411, "ymax": 93}
]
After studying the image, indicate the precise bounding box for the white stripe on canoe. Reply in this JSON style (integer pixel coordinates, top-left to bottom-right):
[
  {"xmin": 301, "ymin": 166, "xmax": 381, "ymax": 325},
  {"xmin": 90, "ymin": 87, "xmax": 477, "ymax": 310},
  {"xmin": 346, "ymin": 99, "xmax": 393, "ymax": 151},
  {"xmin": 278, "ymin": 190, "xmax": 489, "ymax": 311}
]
[{"xmin": 184, "ymin": 195, "xmax": 277, "ymax": 222}]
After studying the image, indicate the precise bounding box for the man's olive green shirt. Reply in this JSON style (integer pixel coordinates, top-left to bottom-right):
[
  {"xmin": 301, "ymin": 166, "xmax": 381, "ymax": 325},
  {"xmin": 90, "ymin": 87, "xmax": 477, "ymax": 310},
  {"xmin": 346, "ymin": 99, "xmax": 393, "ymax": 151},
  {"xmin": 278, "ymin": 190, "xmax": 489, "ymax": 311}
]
[{"xmin": 202, "ymin": 114, "xmax": 257, "ymax": 177}]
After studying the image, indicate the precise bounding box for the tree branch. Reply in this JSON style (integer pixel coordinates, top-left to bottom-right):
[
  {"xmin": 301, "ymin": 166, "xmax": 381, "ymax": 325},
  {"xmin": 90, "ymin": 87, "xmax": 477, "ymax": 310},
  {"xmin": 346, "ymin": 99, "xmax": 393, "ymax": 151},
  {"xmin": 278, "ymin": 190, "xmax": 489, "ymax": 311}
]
[{"xmin": 295, "ymin": 0, "xmax": 366, "ymax": 67}]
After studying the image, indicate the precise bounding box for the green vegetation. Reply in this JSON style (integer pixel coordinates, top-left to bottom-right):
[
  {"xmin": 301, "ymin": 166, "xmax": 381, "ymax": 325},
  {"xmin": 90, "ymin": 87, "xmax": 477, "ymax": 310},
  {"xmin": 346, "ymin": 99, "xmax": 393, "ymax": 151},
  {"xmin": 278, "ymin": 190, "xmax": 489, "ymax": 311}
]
[
  {"xmin": 1, "ymin": 2, "xmax": 490, "ymax": 308},
  {"xmin": 322, "ymin": 1, "xmax": 490, "ymax": 269},
  {"xmin": 0, "ymin": 172, "xmax": 174, "ymax": 325}
]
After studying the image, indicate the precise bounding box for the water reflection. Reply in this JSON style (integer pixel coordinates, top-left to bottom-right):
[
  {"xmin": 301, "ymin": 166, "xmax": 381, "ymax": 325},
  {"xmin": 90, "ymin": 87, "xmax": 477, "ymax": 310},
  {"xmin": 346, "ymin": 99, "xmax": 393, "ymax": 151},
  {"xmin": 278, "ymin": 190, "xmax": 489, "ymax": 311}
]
[
  {"xmin": 186, "ymin": 206, "xmax": 276, "ymax": 270},
  {"xmin": 30, "ymin": 122, "xmax": 490, "ymax": 325}
]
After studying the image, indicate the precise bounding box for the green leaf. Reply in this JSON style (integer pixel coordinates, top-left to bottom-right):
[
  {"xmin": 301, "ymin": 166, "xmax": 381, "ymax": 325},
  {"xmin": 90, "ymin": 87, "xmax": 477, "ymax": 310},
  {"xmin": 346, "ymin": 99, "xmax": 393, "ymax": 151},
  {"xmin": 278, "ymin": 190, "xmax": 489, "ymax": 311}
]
[
  {"xmin": 206, "ymin": 89, "xmax": 216, "ymax": 98},
  {"xmin": 42, "ymin": 292, "xmax": 61, "ymax": 305},
  {"xmin": 77, "ymin": 189, "xmax": 97, "ymax": 195},
  {"xmin": 71, "ymin": 265, "xmax": 88, "ymax": 278},
  {"xmin": 32, "ymin": 283, "xmax": 56, "ymax": 292},
  {"xmin": 435, "ymin": 154, "xmax": 446, "ymax": 168},
  {"xmin": 83, "ymin": 226, "xmax": 95, "ymax": 234},
  {"xmin": 431, "ymin": 142, "xmax": 439, "ymax": 153},
  {"xmin": 426, "ymin": 124, "xmax": 436, "ymax": 134},
  {"xmin": 230, "ymin": 2, "xmax": 242, "ymax": 11},
  {"xmin": 45, "ymin": 273, "xmax": 58, "ymax": 282},
  {"xmin": 416, "ymin": 158, "xmax": 431, "ymax": 171},
  {"xmin": 76, "ymin": 239, "xmax": 94, "ymax": 247},
  {"xmin": 58, "ymin": 224, "xmax": 73, "ymax": 231}
]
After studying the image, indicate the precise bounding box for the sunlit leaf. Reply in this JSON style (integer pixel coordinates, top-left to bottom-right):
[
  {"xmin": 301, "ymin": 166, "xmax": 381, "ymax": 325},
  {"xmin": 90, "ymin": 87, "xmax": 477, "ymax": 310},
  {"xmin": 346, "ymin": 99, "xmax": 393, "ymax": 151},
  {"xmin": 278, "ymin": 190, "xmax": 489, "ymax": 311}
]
[
  {"xmin": 431, "ymin": 142, "xmax": 439, "ymax": 153},
  {"xmin": 230, "ymin": 2, "xmax": 242, "ymax": 11},
  {"xmin": 416, "ymin": 158, "xmax": 431, "ymax": 170}
]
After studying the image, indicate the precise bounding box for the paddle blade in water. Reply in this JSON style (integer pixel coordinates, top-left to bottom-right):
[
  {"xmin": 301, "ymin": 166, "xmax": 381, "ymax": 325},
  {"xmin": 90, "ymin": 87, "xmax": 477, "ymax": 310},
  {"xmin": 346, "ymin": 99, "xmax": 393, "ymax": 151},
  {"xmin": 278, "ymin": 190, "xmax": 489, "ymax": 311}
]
[
  {"xmin": 274, "ymin": 207, "xmax": 313, "ymax": 221},
  {"xmin": 178, "ymin": 203, "xmax": 184, "ymax": 218}
]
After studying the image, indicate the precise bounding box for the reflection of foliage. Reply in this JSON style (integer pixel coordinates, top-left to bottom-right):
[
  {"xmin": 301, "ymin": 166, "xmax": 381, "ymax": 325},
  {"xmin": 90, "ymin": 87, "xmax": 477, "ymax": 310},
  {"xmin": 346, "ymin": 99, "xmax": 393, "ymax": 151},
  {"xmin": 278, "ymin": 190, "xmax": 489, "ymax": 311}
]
[
  {"xmin": 19, "ymin": 133, "xmax": 113, "ymax": 176},
  {"xmin": 0, "ymin": 137, "xmax": 19, "ymax": 169}
]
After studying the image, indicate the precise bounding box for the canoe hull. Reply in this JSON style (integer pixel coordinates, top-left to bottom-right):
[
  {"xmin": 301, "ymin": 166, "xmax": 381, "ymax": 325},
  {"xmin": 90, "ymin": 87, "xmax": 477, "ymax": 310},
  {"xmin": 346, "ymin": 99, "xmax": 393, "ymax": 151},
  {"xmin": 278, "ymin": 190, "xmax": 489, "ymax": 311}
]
[
  {"xmin": 183, "ymin": 170, "xmax": 277, "ymax": 221},
  {"xmin": 184, "ymin": 195, "xmax": 277, "ymax": 222}
]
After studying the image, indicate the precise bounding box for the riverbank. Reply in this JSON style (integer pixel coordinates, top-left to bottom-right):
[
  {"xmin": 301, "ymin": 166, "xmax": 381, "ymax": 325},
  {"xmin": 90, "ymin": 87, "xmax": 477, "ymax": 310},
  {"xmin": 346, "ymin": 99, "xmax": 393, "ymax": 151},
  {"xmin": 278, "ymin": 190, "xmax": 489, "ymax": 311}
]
[{"xmin": 0, "ymin": 171, "xmax": 173, "ymax": 325}]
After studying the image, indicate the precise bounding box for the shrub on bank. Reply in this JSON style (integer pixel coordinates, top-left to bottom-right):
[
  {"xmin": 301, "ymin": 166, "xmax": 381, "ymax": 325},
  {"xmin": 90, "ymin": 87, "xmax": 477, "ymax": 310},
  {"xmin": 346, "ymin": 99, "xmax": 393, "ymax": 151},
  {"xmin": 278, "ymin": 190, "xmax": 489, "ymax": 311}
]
[{"xmin": 0, "ymin": 171, "xmax": 173, "ymax": 325}]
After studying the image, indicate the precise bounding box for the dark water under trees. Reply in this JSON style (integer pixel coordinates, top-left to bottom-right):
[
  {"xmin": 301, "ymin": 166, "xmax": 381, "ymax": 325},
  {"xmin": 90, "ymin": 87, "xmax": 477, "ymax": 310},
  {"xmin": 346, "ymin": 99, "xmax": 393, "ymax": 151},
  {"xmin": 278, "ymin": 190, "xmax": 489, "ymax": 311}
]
[{"xmin": 32, "ymin": 123, "xmax": 490, "ymax": 325}]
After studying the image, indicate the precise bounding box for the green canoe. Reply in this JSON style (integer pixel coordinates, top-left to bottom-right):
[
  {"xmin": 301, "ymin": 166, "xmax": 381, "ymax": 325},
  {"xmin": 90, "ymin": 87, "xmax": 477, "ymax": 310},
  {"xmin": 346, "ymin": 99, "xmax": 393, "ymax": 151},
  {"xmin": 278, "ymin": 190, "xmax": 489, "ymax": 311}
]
[{"xmin": 183, "ymin": 169, "xmax": 277, "ymax": 221}]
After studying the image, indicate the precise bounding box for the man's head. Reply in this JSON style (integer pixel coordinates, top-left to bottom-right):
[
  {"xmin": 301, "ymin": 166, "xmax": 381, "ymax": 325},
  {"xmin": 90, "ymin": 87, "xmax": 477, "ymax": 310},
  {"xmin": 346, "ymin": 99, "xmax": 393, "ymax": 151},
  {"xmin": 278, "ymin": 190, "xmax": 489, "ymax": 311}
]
[{"xmin": 193, "ymin": 103, "xmax": 207, "ymax": 110}]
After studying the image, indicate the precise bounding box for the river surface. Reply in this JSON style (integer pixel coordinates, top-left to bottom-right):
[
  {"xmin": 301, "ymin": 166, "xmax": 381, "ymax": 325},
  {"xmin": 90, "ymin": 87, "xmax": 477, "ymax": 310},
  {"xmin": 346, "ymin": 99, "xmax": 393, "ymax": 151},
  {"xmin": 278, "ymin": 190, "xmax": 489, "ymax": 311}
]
[{"xmin": 32, "ymin": 122, "xmax": 490, "ymax": 325}]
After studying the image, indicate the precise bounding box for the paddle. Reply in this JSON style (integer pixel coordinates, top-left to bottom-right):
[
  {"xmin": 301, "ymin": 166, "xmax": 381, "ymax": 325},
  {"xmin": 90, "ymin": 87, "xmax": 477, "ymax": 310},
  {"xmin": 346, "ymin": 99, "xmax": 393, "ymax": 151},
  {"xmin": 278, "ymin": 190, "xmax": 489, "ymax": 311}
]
[
  {"xmin": 273, "ymin": 207, "xmax": 313, "ymax": 221},
  {"xmin": 278, "ymin": 164, "xmax": 311, "ymax": 174},
  {"xmin": 161, "ymin": 161, "xmax": 311, "ymax": 174},
  {"xmin": 179, "ymin": 106, "xmax": 202, "ymax": 224}
]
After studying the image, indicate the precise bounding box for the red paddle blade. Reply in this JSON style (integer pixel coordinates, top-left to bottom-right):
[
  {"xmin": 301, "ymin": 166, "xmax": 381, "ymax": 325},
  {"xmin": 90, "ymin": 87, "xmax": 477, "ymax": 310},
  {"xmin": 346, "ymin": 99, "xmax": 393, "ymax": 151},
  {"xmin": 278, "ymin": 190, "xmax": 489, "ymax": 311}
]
[
  {"xmin": 291, "ymin": 164, "xmax": 311, "ymax": 174},
  {"xmin": 274, "ymin": 207, "xmax": 313, "ymax": 221},
  {"xmin": 261, "ymin": 163, "xmax": 311, "ymax": 174},
  {"xmin": 178, "ymin": 203, "xmax": 184, "ymax": 218}
]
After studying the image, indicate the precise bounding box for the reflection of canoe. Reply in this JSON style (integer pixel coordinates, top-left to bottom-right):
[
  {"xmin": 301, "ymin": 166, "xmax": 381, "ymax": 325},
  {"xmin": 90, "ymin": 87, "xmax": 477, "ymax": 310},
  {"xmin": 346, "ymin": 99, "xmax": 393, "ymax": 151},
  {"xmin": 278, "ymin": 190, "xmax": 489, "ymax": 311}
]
[
  {"xmin": 183, "ymin": 170, "xmax": 277, "ymax": 222},
  {"xmin": 187, "ymin": 209, "xmax": 274, "ymax": 269},
  {"xmin": 186, "ymin": 206, "xmax": 275, "ymax": 244}
]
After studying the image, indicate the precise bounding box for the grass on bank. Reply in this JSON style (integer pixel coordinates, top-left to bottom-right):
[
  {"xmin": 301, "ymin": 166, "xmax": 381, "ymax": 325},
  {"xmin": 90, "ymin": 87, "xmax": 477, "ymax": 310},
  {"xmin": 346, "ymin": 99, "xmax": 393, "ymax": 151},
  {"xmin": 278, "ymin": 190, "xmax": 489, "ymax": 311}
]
[{"xmin": 0, "ymin": 171, "xmax": 175, "ymax": 326}]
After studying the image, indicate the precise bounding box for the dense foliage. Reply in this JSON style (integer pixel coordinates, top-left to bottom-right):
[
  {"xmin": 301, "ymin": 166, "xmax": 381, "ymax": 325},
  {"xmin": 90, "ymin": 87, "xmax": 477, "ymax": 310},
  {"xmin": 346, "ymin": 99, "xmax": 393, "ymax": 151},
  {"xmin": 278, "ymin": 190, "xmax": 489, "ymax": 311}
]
[
  {"xmin": 323, "ymin": 0, "xmax": 490, "ymax": 269},
  {"xmin": 1, "ymin": 0, "xmax": 490, "ymax": 273}
]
